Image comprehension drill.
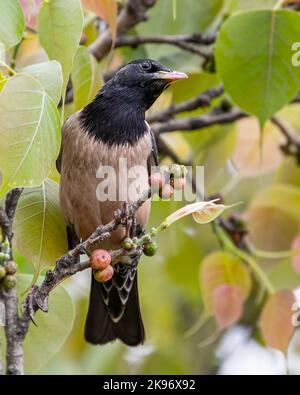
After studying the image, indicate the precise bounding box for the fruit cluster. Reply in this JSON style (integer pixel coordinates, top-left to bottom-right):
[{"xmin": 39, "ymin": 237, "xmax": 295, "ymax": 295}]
[
  {"xmin": 90, "ymin": 236, "xmax": 159, "ymax": 283},
  {"xmin": 122, "ymin": 236, "xmax": 158, "ymax": 257},
  {"xmin": 90, "ymin": 164, "xmax": 186, "ymax": 283},
  {"xmin": 90, "ymin": 249, "xmax": 114, "ymax": 283},
  {"xmin": 0, "ymin": 261, "xmax": 17, "ymax": 289},
  {"xmin": 149, "ymin": 164, "xmax": 187, "ymax": 200},
  {"xmin": 0, "ymin": 240, "xmax": 17, "ymax": 290}
]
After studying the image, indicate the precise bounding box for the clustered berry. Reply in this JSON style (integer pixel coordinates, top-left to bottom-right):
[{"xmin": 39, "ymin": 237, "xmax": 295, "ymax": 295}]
[
  {"xmin": 122, "ymin": 237, "xmax": 135, "ymax": 251},
  {"xmin": 90, "ymin": 249, "xmax": 114, "ymax": 283},
  {"xmin": 143, "ymin": 241, "xmax": 158, "ymax": 256},
  {"xmin": 0, "ymin": 261, "xmax": 17, "ymax": 289},
  {"xmin": 148, "ymin": 164, "xmax": 187, "ymax": 200},
  {"xmin": 0, "ymin": 241, "xmax": 17, "ymax": 290},
  {"xmin": 91, "ymin": 166, "xmax": 185, "ymax": 281}
]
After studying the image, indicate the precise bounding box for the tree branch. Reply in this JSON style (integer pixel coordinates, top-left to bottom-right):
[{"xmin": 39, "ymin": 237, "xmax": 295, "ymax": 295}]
[
  {"xmin": 4, "ymin": 287, "xmax": 24, "ymax": 375},
  {"xmin": 4, "ymin": 188, "xmax": 23, "ymax": 249},
  {"xmin": 0, "ymin": 289, "xmax": 4, "ymax": 375},
  {"xmin": 271, "ymin": 116, "xmax": 300, "ymax": 147},
  {"xmin": 147, "ymin": 85, "xmax": 224, "ymax": 123},
  {"xmin": 156, "ymin": 135, "xmax": 204, "ymax": 199},
  {"xmin": 0, "ymin": 188, "xmax": 23, "ymax": 375},
  {"xmin": 115, "ymin": 33, "xmax": 216, "ymax": 47},
  {"xmin": 18, "ymin": 185, "xmax": 153, "ymax": 340},
  {"xmin": 115, "ymin": 34, "xmax": 215, "ymax": 59},
  {"xmin": 151, "ymin": 107, "xmax": 246, "ymax": 134},
  {"xmin": 89, "ymin": 0, "xmax": 157, "ymax": 61}
]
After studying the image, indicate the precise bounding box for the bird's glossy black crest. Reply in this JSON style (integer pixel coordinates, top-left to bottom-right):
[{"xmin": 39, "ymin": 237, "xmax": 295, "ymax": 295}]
[{"xmin": 80, "ymin": 59, "xmax": 173, "ymax": 146}]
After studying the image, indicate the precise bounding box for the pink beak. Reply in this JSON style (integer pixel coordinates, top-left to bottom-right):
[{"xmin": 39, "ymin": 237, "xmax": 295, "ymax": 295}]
[{"xmin": 153, "ymin": 70, "xmax": 188, "ymax": 82}]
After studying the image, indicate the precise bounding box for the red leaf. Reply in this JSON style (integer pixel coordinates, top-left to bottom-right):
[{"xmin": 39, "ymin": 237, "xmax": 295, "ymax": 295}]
[
  {"xmin": 259, "ymin": 290, "xmax": 295, "ymax": 354},
  {"xmin": 212, "ymin": 284, "xmax": 243, "ymax": 330}
]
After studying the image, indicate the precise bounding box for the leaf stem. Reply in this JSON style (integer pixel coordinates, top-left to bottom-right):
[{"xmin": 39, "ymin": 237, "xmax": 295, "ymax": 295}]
[
  {"xmin": 247, "ymin": 244, "xmax": 291, "ymax": 260},
  {"xmin": 0, "ymin": 61, "xmax": 16, "ymax": 76},
  {"xmin": 234, "ymin": 248, "xmax": 275, "ymax": 295},
  {"xmin": 215, "ymin": 224, "xmax": 275, "ymax": 295},
  {"xmin": 172, "ymin": 0, "xmax": 177, "ymax": 20}
]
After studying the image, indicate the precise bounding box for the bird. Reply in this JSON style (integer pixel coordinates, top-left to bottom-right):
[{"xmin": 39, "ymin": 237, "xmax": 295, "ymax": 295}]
[{"xmin": 56, "ymin": 59, "xmax": 187, "ymax": 346}]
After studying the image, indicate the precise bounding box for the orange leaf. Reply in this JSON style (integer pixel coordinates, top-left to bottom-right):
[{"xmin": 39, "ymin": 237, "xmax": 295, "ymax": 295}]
[
  {"xmin": 82, "ymin": 0, "xmax": 118, "ymax": 42},
  {"xmin": 259, "ymin": 290, "xmax": 295, "ymax": 354},
  {"xmin": 212, "ymin": 284, "xmax": 243, "ymax": 330}
]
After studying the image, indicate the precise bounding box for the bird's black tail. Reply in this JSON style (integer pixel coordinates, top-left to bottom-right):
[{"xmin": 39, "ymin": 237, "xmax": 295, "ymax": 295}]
[{"xmin": 84, "ymin": 262, "xmax": 145, "ymax": 346}]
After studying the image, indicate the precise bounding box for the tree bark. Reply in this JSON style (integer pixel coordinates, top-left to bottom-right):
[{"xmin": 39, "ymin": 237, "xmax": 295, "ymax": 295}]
[
  {"xmin": 0, "ymin": 289, "xmax": 4, "ymax": 375},
  {"xmin": 4, "ymin": 288, "xmax": 24, "ymax": 375}
]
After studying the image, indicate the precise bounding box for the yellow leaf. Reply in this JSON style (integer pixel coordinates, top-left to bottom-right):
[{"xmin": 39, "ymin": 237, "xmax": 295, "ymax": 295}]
[{"xmin": 200, "ymin": 251, "xmax": 251, "ymax": 315}]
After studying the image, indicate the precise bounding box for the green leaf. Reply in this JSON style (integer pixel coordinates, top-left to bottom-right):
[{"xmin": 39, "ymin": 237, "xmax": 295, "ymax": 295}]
[
  {"xmin": 227, "ymin": 0, "xmax": 277, "ymax": 11},
  {"xmin": 22, "ymin": 60, "xmax": 63, "ymax": 105},
  {"xmin": 71, "ymin": 45, "xmax": 102, "ymax": 111},
  {"xmin": 13, "ymin": 179, "xmax": 68, "ymax": 283},
  {"xmin": 0, "ymin": 74, "xmax": 60, "ymax": 186},
  {"xmin": 17, "ymin": 274, "xmax": 74, "ymax": 374},
  {"xmin": 38, "ymin": 0, "xmax": 84, "ymax": 98},
  {"xmin": 200, "ymin": 251, "xmax": 251, "ymax": 316},
  {"xmin": 0, "ymin": 0, "xmax": 25, "ymax": 49},
  {"xmin": 215, "ymin": 10, "xmax": 300, "ymax": 126},
  {"xmin": 0, "ymin": 74, "xmax": 61, "ymax": 197},
  {"xmin": 172, "ymin": 0, "xmax": 177, "ymax": 20}
]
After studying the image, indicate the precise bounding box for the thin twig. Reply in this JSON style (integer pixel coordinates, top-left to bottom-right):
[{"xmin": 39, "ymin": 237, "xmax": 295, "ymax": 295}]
[
  {"xmin": 156, "ymin": 135, "xmax": 203, "ymax": 199},
  {"xmin": 271, "ymin": 116, "xmax": 300, "ymax": 147},
  {"xmin": 151, "ymin": 107, "xmax": 246, "ymax": 134},
  {"xmin": 19, "ymin": 185, "xmax": 153, "ymax": 336},
  {"xmin": 147, "ymin": 85, "xmax": 224, "ymax": 123},
  {"xmin": 115, "ymin": 34, "xmax": 214, "ymax": 59},
  {"xmin": 89, "ymin": 0, "xmax": 157, "ymax": 61},
  {"xmin": 116, "ymin": 33, "xmax": 216, "ymax": 47}
]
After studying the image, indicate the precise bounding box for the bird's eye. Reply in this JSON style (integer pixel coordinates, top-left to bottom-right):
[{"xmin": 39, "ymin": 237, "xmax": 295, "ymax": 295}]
[{"xmin": 141, "ymin": 61, "xmax": 152, "ymax": 71}]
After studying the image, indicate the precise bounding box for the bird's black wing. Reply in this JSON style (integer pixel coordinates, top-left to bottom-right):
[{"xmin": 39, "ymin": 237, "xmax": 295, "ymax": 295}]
[
  {"xmin": 56, "ymin": 145, "xmax": 62, "ymax": 173},
  {"xmin": 147, "ymin": 126, "xmax": 159, "ymax": 175}
]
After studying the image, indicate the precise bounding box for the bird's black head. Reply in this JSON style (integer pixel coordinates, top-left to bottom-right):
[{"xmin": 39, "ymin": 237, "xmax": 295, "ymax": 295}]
[
  {"xmin": 80, "ymin": 59, "xmax": 187, "ymax": 145},
  {"xmin": 109, "ymin": 59, "xmax": 187, "ymax": 109}
]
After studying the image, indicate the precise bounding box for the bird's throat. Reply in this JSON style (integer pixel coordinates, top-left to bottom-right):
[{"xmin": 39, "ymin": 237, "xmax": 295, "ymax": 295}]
[{"xmin": 79, "ymin": 89, "xmax": 148, "ymax": 146}]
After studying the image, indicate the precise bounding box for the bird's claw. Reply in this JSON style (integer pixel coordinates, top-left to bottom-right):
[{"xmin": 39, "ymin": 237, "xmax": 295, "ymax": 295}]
[
  {"xmin": 23, "ymin": 284, "xmax": 39, "ymax": 326},
  {"xmin": 119, "ymin": 202, "xmax": 136, "ymax": 238}
]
